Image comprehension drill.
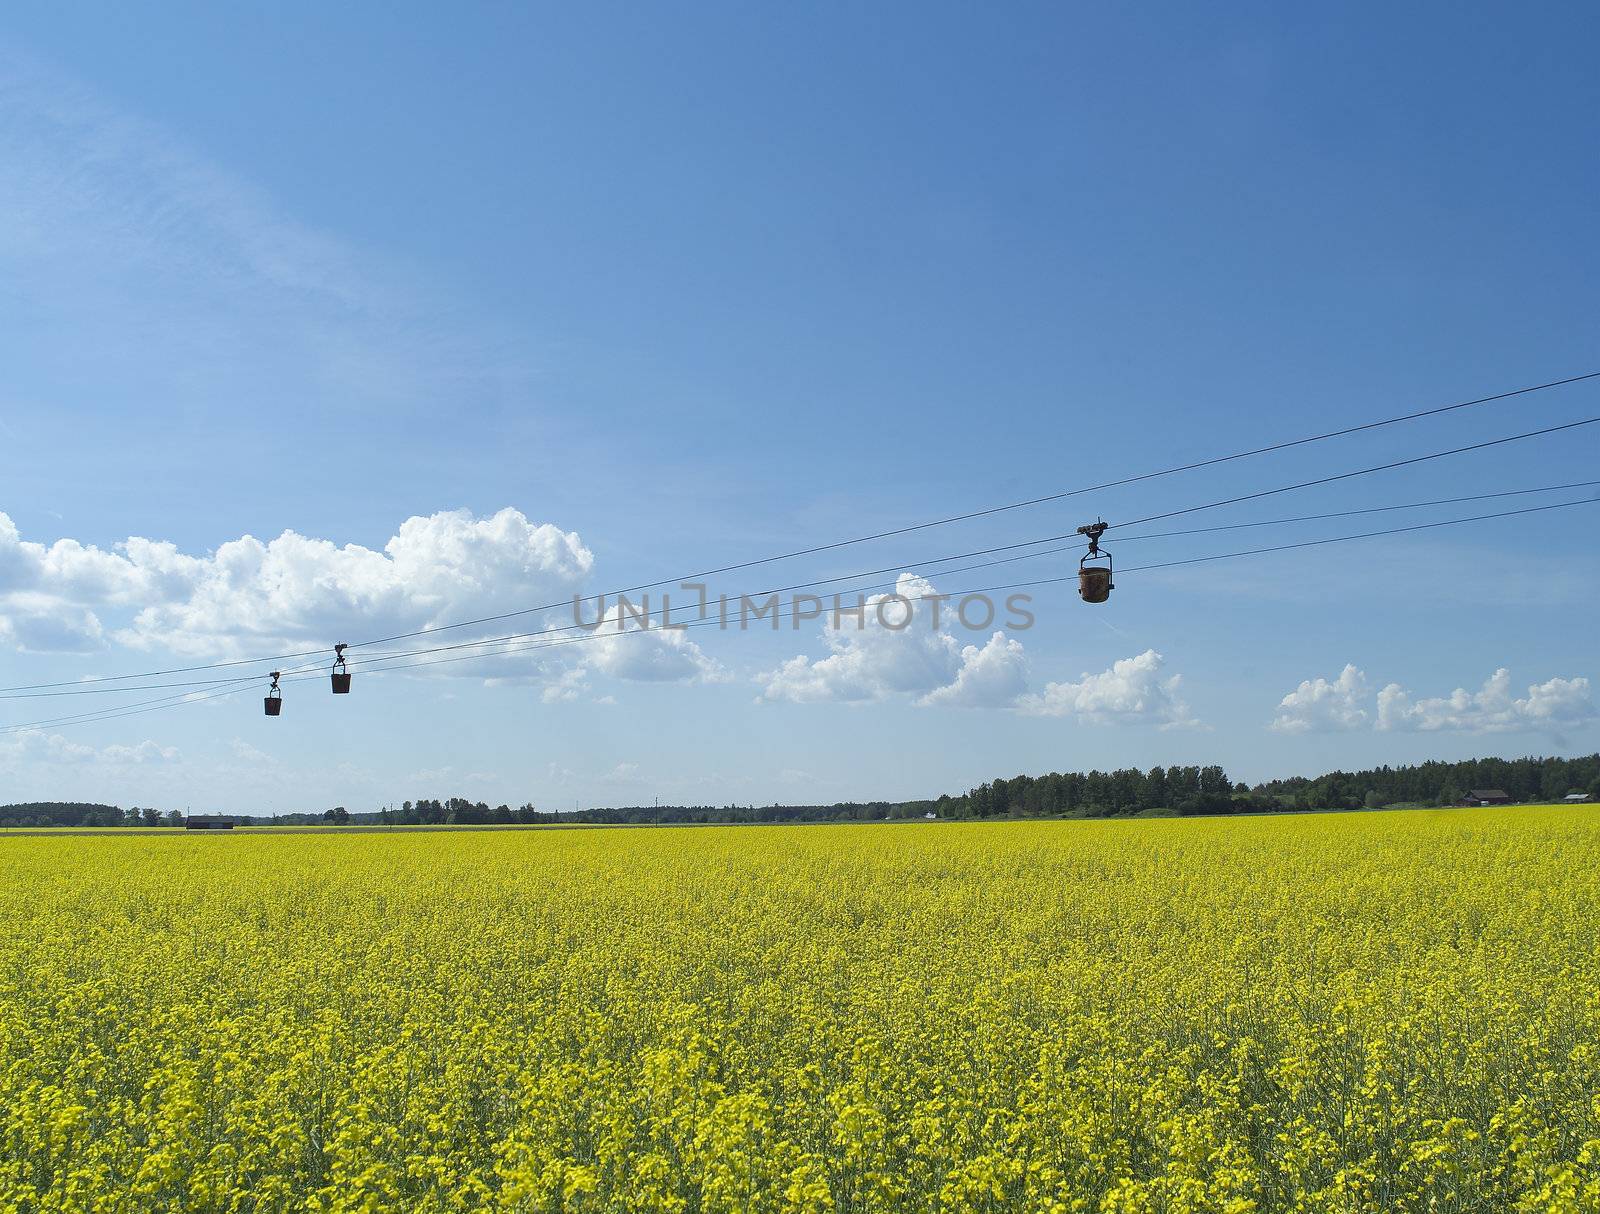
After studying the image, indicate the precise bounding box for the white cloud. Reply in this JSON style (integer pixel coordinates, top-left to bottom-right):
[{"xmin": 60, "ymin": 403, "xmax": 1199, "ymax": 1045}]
[
  {"xmin": 116, "ymin": 508, "xmax": 595, "ymax": 655},
  {"xmin": 760, "ymin": 573, "xmax": 980, "ymax": 705},
  {"xmin": 229, "ymin": 738, "xmax": 274, "ymax": 764},
  {"xmin": 1, "ymin": 507, "xmax": 732, "ymax": 695},
  {"xmin": 1377, "ymin": 669, "xmax": 1596, "ymax": 734},
  {"xmin": 603, "ymin": 762, "xmax": 644, "ymax": 785},
  {"xmin": 0, "ymin": 507, "xmax": 594, "ymax": 657},
  {"xmin": 1266, "ymin": 664, "xmax": 1595, "ymax": 737},
  {"xmin": 535, "ymin": 667, "xmax": 590, "ymax": 704},
  {"xmin": 1015, "ymin": 649, "xmax": 1200, "ymax": 729},
  {"xmin": 0, "ymin": 593, "xmax": 107, "ymax": 653},
  {"xmin": 1270, "ymin": 664, "xmax": 1370, "ymax": 734},
  {"xmin": 918, "ymin": 632, "xmax": 1028, "ymax": 708},
  {"xmin": 758, "ymin": 575, "xmax": 1193, "ymax": 722},
  {"xmin": 0, "ymin": 728, "xmax": 179, "ymax": 769},
  {"xmin": 101, "ymin": 740, "xmax": 181, "ymax": 764},
  {"xmin": 583, "ymin": 599, "xmax": 727, "ymax": 686}
]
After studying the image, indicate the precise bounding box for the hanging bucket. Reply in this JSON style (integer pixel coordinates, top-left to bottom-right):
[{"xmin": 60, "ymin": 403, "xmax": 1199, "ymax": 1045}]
[
  {"xmin": 330, "ymin": 644, "xmax": 351, "ymax": 694},
  {"xmin": 1078, "ymin": 560, "xmax": 1113, "ymax": 604},
  {"xmin": 264, "ymin": 695, "xmax": 282, "ymax": 716}
]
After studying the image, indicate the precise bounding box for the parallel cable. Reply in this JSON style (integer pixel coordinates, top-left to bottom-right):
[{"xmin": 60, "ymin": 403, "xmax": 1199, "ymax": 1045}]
[
  {"xmin": 3, "ymin": 374, "xmax": 1596, "ymax": 694},
  {"xmin": 985, "ymin": 497, "xmax": 1600, "ymax": 588},
  {"xmin": 7, "ymin": 496, "xmax": 1597, "ymax": 733},
  {"xmin": 1115, "ymin": 497, "xmax": 1600, "ymax": 575},
  {"xmin": 0, "ymin": 657, "xmax": 336, "ymax": 725},
  {"xmin": 347, "ymin": 378, "xmax": 1600, "ymax": 650},
  {"xmin": 1110, "ymin": 417, "xmax": 1599, "ymax": 530},
  {"xmin": 0, "ymin": 672, "xmax": 284, "ymax": 701},
  {"xmin": 0, "ymin": 683, "xmax": 253, "ymax": 735},
  {"xmin": 0, "ymin": 646, "xmax": 338, "ymax": 694},
  {"xmin": 25, "ymin": 367, "xmax": 1579, "ymax": 692},
  {"xmin": 9, "ymin": 479, "xmax": 1598, "ymax": 704},
  {"xmin": 1113, "ymin": 479, "xmax": 1600, "ymax": 541}
]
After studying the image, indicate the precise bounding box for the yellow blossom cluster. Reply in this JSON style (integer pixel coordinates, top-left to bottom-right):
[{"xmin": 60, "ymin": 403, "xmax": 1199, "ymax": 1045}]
[{"xmin": 2, "ymin": 806, "xmax": 1598, "ymax": 1212}]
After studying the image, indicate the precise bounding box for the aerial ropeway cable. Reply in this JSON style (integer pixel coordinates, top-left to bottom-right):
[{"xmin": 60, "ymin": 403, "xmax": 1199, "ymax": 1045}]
[
  {"xmin": 1069, "ymin": 416, "xmax": 1600, "ymax": 604},
  {"xmin": 4, "ymin": 493, "xmax": 1595, "ymax": 733},
  {"xmin": 339, "ymin": 392, "xmax": 1600, "ymax": 646},
  {"xmin": 4, "ymin": 477, "xmax": 1598, "ymax": 711},
  {"xmin": 4, "ymin": 369, "xmax": 1593, "ymax": 696}
]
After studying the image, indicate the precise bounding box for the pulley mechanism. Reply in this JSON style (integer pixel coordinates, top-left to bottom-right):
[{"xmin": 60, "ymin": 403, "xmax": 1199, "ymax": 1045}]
[
  {"xmin": 264, "ymin": 671, "xmax": 283, "ymax": 717},
  {"xmin": 331, "ymin": 643, "xmax": 351, "ymax": 695},
  {"xmin": 1076, "ymin": 520, "xmax": 1113, "ymax": 604}
]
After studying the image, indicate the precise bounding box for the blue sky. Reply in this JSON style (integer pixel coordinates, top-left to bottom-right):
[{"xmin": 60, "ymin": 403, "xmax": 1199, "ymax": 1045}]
[{"xmin": 1, "ymin": 2, "xmax": 1597, "ymax": 814}]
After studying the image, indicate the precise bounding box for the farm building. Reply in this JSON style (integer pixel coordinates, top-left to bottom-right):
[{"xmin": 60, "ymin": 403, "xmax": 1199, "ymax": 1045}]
[
  {"xmin": 1567, "ymin": 791, "xmax": 1593, "ymax": 803},
  {"xmin": 1462, "ymin": 789, "xmax": 1512, "ymax": 807},
  {"xmin": 185, "ymin": 815, "xmax": 238, "ymax": 830}
]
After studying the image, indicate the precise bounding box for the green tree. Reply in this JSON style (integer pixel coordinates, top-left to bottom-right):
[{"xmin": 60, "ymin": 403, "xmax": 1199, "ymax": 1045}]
[{"xmin": 1138, "ymin": 766, "xmax": 1163, "ymax": 810}]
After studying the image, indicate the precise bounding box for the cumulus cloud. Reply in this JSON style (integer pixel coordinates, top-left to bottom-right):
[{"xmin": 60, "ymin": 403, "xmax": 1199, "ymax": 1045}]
[
  {"xmin": 759, "ymin": 574, "xmax": 985, "ymax": 705},
  {"xmin": 0, "ymin": 507, "xmax": 740, "ymax": 697},
  {"xmin": 582, "ymin": 598, "xmax": 727, "ymax": 685},
  {"xmin": 116, "ymin": 508, "xmax": 596, "ymax": 655},
  {"xmin": 0, "ymin": 593, "xmax": 107, "ymax": 653},
  {"xmin": 1377, "ymin": 669, "xmax": 1596, "ymax": 734},
  {"xmin": 1268, "ymin": 664, "xmax": 1596, "ymax": 736},
  {"xmin": 1015, "ymin": 649, "xmax": 1200, "ymax": 729},
  {"xmin": 0, "ymin": 507, "xmax": 593, "ymax": 657},
  {"xmin": 758, "ymin": 575, "xmax": 1195, "ymax": 722},
  {"xmin": 1270, "ymin": 664, "xmax": 1370, "ymax": 734},
  {"xmin": 918, "ymin": 633, "xmax": 1029, "ymax": 708}
]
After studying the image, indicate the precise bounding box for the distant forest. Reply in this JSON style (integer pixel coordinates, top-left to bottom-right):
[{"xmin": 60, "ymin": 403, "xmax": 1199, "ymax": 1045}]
[
  {"xmin": 5, "ymin": 753, "xmax": 1597, "ymax": 828},
  {"xmin": 0, "ymin": 803, "xmax": 181, "ymax": 828}
]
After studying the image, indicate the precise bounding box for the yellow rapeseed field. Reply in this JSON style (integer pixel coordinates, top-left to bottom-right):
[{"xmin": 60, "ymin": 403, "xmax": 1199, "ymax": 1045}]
[{"xmin": 3, "ymin": 807, "xmax": 1599, "ymax": 1213}]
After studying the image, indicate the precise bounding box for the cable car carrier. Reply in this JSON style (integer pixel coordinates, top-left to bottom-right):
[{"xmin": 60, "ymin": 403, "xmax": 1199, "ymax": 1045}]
[
  {"xmin": 1077, "ymin": 520, "xmax": 1113, "ymax": 603},
  {"xmin": 331, "ymin": 643, "xmax": 351, "ymax": 694}
]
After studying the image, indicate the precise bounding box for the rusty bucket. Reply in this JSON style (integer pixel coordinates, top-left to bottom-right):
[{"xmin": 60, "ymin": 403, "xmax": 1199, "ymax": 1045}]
[
  {"xmin": 1078, "ymin": 561, "xmax": 1113, "ymax": 604},
  {"xmin": 264, "ymin": 695, "xmax": 282, "ymax": 716}
]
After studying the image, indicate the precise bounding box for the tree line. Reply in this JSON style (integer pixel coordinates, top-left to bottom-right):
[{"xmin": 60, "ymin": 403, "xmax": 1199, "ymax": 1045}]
[
  {"xmin": 4, "ymin": 753, "xmax": 1596, "ymax": 828},
  {"xmin": 1253, "ymin": 753, "xmax": 1600, "ymax": 812},
  {"xmin": 0, "ymin": 802, "xmax": 181, "ymax": 828}
]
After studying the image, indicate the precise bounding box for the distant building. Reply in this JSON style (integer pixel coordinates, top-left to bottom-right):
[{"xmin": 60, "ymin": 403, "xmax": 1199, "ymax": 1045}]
[
  {"xmin": 1463, "ymin": 789, "xmax": 1512, "ymax": 807},
  {"xmin": 184, "ymin": 815, "xmax": 237, "ymax": 830},
  {"xmin": 923, "ymin": 811, "xmax": 938, "ymax": 820},
  {"xmin": 1566, "ymin": 791, "xmax": 1592, "ymax": 803}
]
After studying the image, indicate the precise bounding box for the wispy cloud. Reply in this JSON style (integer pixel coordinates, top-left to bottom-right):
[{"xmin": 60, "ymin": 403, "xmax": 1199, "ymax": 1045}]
[{"xmin": 0, "ymin": 45, "xmax": 535, "ymax": 424}]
